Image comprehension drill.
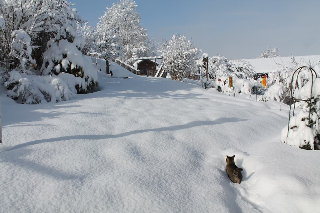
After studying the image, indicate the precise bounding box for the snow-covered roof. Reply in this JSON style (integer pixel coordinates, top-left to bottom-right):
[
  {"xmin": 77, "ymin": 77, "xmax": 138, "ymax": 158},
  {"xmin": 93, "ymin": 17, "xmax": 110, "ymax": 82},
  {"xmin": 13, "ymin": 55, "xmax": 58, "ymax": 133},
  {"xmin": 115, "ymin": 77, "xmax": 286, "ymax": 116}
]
[{"xmin": 135, "ymin": 56, "xmax": 162, "ymax": 60}]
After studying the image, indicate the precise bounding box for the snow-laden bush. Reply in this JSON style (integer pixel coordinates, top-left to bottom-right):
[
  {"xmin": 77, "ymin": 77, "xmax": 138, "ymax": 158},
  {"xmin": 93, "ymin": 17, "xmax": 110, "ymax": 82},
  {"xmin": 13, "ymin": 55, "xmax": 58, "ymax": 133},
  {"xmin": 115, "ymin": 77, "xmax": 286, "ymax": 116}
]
[
  {"xmin": 281, "ymin": 78, "xmax": 320, "ymax": 150},
  {"xmin": 4, "ymin": 71, "xmax": 76, "ymax": 104},
  {"xmin": 281, "ymin": 111, "xmax": 315, "ymax": 149},
  {"xmin": 233, "ymin": 78, "xmax": 253, "ymax": 94},
  {"xmin": 207, "ymin": 56, "xmax": 255, "ymax": 80},
  {"xmin": 262, "ymin": 57, "xmax": 320, "ymax": 103},
  {"xmin": 214, "ymin": 76, "xmax": 252, "ymax": 95},
  {"xmin": 10, "ymin": 30, "xmax": 35, "ymax": 70},
  {"xmin": 260, "ymin": 47, "xmax": 279, "ymax": 58},
  {"xmin": 41, "ymin": 34, "xmax": 98, "ymax": 94},
  {"xmin": 199, "ymin": 55, "xmax": 255, "ymax": 94},
  {"xmin": 1, "ymin": 0, "xmax": 99, "ymax": 104},
  {"xmin": 264, "ymin": 84, "xmax": 285, "ymax": 102}
]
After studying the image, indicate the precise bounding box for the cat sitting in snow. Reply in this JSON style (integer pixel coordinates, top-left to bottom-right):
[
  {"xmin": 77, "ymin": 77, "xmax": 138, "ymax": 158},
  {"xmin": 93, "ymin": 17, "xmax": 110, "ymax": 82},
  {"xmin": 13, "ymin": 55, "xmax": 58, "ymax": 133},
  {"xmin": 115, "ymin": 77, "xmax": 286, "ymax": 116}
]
[{"xmin": 225, "ymin": 155, "xmax": 243, "ymax": 184}]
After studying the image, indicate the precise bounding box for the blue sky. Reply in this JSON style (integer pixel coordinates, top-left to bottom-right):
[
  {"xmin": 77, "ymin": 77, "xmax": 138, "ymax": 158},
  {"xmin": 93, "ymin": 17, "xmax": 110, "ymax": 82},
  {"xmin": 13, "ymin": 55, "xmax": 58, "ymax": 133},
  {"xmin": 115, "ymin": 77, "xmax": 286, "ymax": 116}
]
[{"xmin": 71, "ymin": 0, "xmax": 320, "ymax": 59}]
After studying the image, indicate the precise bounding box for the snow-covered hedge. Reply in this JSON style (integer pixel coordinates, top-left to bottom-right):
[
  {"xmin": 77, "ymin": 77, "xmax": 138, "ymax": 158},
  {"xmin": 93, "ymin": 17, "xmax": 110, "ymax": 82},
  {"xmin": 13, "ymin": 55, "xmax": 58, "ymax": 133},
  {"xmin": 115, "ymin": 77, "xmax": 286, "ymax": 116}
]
[
  {"xmin": 198, "ymin": 55, "xmax": 255, "ymax": 94},
  {"xmin": 4, "ymin": 35, "xmax": 99, "ymax": 104},
  {"xmin": 5, "ymin": 71, "xmax": 76, "ymax": 104},
  {"xmin": 262, "ymin": 59, "xmax": 320, "ymax": 103},
  {"xmin": 212, "ymin": 76, "xmax": 252, "ymax": 95}
]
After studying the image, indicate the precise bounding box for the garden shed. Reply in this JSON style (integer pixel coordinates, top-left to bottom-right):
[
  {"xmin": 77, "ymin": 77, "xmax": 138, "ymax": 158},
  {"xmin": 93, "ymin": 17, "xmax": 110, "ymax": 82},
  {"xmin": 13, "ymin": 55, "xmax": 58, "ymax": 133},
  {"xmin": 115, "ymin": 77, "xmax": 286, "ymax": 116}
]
[{"xmin": 135, "ymin": 59, "xmax": 158, "ymax": 76}]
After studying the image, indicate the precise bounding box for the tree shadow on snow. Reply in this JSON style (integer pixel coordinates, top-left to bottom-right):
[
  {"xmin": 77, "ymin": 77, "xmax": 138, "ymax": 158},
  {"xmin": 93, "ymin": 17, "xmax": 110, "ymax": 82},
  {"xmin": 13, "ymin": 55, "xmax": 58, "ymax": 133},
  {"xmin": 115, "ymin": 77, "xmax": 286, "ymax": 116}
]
[
  {"xmin": 2, "ymin": 103, "xmax": 83, "ymax": 127},
  {"xmin": 0, "ymin": 117, "xmax": 246, "ymax": 181},
  {"xmin": 3, "ymin": 117, "xmax": 246, "ymax": 153},
  {"xmin": 0, "ymin": 148, "xmax": 85, "ymax": 181}
]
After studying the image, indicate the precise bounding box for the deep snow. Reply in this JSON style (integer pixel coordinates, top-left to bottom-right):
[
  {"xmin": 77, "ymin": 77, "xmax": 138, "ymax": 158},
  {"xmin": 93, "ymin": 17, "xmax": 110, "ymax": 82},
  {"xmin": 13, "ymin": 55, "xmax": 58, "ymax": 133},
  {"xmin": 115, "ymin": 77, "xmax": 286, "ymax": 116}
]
[{"xmin": 1, "ymin": 62, "xmax": 320, "ymax": 213}]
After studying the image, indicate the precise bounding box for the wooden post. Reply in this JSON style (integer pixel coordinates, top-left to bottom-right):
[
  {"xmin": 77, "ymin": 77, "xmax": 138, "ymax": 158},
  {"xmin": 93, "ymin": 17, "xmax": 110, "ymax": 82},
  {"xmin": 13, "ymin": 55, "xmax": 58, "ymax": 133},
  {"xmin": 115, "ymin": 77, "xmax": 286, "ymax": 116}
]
[
  {"xmin": 105, "ymin": 59, "xmax": 110, "ymax": 74},
  {"xmin": 202, "ymin": 56, "xmax": 209, "ymax": 89},
  {"xmin": 206, "ymin": 58, "xmax": 209, "ymax": 82}
]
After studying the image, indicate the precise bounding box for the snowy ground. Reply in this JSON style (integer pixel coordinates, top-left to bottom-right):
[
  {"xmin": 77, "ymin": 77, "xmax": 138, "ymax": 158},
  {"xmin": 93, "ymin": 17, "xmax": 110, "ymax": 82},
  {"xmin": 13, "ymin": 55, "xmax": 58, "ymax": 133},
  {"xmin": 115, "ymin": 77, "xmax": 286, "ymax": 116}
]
[
  {"xmin": 1, "ymin": 63, "xmax": 320, "ymax": 213},
  {"xmin": 233, "ymin": 55, "xmax": 320, "ymax": 73}
]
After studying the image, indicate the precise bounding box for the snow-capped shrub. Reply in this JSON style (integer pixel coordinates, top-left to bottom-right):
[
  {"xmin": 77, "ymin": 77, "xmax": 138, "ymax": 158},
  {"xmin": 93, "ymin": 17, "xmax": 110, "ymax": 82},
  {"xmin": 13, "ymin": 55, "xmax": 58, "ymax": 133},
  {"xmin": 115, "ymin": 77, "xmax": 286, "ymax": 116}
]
[
  {"xmin": 208, "ymin": 56, "xmax": 255, "ymax": 80},
  {"xmin": 41, "ymin": 37, "xmax": 98, "ymax": 94},
  {"xmin": 231, "ymin": 60, "xmax": 255, "ymax": 79},
  {"xmin": 10, "ymin": 30, "xmax": 35, "ymax": 69},
  {"xmin": 281, "ymin": 78, "xmax": 320, "ymax": 150},
  {"xmin": 5, "ymin": 71, "xmax": 75, "ymax": 104},
  {"xmin": 0, "ymin": 0, "xmax": 99, "ymax": 104},
  {"xmin": 262, "ymin": 57, "xmax": 320, "ymax": 103},
  {"xmin": 208, "ymin": 56, "xmax": 232, "ymax": 79},
  {"xmin": 201, "ymin": 55, "xmax": 254, "ymax": 94},
  {"xmin": 213, "ymin": 76, "xmax": 252, "ymax": 95},
  {"xmin": 264, "ymin": 84, "xmax": 285, "ymax": 102},
  {"xmin": 234, "ymin": 78, "xmax": 252, "ymax": 94},
  {"xmin": 281, "ymin": 111, "xmax": 315, "ymax": 150}
]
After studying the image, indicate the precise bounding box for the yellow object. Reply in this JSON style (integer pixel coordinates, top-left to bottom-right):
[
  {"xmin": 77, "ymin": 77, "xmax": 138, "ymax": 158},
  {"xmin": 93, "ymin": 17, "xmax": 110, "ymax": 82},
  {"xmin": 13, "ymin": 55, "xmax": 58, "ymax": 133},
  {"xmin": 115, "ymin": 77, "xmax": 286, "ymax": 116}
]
[{"xmin": 229, "ymin": 77, "xmax": 233, "ymax": 88}]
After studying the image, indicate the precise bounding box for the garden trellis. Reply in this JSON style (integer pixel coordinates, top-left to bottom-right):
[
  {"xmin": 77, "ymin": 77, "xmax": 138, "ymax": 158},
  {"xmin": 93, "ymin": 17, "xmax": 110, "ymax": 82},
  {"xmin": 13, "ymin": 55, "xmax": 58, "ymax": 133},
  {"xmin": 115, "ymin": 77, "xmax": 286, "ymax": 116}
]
[{"xmin": 287, "ymin": 66, "xmax": 319, "ymax": 138}]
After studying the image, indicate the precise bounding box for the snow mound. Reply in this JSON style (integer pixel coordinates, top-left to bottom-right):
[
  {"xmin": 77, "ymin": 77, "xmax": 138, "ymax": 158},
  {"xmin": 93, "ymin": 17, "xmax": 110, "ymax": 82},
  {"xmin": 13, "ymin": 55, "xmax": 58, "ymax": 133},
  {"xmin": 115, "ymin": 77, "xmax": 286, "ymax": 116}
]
[
  {"xmin": 225, "ymin": 143, "xmax": 320, "ymax": 213},
  {"xmin": 4, "ymin": 71, "xmax": 76, "ymax": 104},
  {"xmin": 235, "ymin": 55, "xmax": 320, "ymax": 73}
]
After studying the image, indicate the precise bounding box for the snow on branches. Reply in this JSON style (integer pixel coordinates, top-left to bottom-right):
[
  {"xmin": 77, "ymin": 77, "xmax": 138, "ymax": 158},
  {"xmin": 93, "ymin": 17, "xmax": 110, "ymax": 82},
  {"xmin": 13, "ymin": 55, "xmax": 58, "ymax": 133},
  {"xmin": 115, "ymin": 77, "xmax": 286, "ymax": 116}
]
[
  {"xmin": 161, "ymin": 35, "xmax": 200, "ymax": 81},
  {"xmin": 260, "ymin": 47, "xmax": 279, "ymax": 58},
  {"xmin": 10, "ymin": 29, "xmax": 34, "ymax": 70},
  {"xmin": 1, "ymin": 0, "xmax": 98, "ymax": 104},
  {"xmin": 96, "ymin": 0, "xmax": 149, "ymax": 64},
  {"xmin": 41, "ymin": 38, "xmax": 98, "ymax": 94}
]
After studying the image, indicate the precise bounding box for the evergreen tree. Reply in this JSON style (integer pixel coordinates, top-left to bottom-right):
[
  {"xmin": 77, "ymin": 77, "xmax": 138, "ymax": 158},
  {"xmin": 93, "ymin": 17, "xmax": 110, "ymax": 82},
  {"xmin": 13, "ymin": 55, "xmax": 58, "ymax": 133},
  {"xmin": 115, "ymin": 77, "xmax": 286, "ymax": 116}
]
[{"xmin": 0, "ymin": 0, "xmax": 98, "ymax": 103}]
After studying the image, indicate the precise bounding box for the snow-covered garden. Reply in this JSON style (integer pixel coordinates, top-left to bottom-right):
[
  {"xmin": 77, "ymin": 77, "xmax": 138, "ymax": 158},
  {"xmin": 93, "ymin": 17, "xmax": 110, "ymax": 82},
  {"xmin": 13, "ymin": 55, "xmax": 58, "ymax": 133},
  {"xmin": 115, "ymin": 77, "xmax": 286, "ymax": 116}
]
[
  {"xmin": 1, "ymin": 63, "xmax": 320, "ymax": 212},
  {"xmin": 1, "ymin": 0, "xmax": 320, "ymax": 212}
]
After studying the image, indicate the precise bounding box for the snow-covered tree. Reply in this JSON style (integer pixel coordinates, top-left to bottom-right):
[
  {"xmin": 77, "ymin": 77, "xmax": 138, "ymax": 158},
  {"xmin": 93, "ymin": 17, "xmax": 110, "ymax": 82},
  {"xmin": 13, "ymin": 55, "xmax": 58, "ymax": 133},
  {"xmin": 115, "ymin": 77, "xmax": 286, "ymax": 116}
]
[
  {"xmin": 38, "ymin": 1, "xmax": 98, "ymax": 94},
  {"xmin": 77, "ymin": 22, "xmax": 97, "ymax": 56},
  {"xmin": 260, "ymin": 47, "xmax": 279, "ymax": 58},
  {"xmin": 208, "ymin": 56, "xmax": 233, "ymax": 79},
  {"xmin": 96, "ymin": 0, "xmax": 149, "ymax": 65},
  {"xmin": 0, "ymin": 0, "xmax": 83, "ymax": 69},
  {"xmin": 161, "ymin": 35, "xmax": 200, "ymax": 81},
  {"xmin": 1, "ymin": 0, "xmax": 99, "ymax": 104},
  {"xmin": 206, "ymin": 56, "xmax": 254, "ymax": 80},
  {"xmin": 10, "ymin": 29, "xmax": 34, "ymax": 70}
]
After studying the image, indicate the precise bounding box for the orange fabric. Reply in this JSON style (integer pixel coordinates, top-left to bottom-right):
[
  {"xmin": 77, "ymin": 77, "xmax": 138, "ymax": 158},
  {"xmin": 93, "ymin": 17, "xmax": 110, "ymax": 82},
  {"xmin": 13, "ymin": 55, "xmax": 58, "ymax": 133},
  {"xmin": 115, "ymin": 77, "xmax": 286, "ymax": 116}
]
[{"xmin": 262, "ymin": 77, "xmax": 267, "ymax": 88}]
